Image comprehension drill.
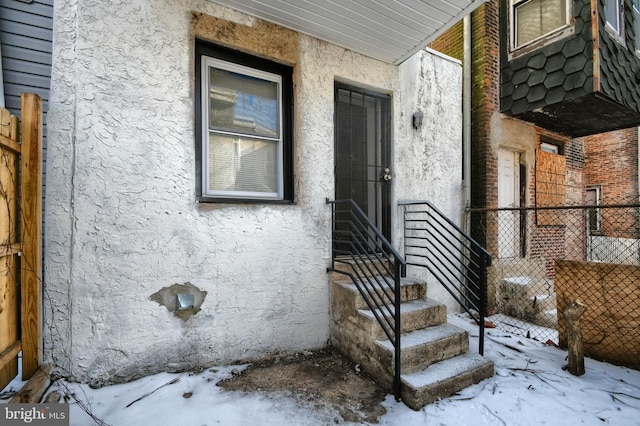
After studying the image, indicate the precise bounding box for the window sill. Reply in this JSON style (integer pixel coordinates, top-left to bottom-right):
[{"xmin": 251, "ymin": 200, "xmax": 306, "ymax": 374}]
[
  {"xmin": 508, "ymin": 25, "xmax": 575, "ymax": 61},
  {"xmin": 196, "ymin": 196, "xmax": 294, "ymax": 205},
  {"xmin": 604, "ymin": 22, "xmax": 626, "ymax": 47}
]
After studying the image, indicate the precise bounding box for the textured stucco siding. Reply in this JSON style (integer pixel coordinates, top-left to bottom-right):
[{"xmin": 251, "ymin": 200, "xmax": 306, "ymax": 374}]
[
  {"xmin": 45, "ymin": 0, "xmax": 463, "ymax": 384},
  {"xmin": 396, "ymin": 50, "xmax": 464, "ymax": 311}
]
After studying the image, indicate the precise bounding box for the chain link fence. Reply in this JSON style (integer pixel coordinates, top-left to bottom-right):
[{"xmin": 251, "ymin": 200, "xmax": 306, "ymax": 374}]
[{"xmin": 469, "ymin": 202, "xmax": 640, "ymax": 370}]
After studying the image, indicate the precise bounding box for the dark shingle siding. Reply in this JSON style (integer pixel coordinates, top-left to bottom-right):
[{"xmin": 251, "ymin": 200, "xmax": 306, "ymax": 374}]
[
  {"xmin": 598, "ymin": 0, "xmax": 640, "ymax": 111},
  {"xmin": 500, "ymin": 0, "xmax": 594, "ymax": 115}
]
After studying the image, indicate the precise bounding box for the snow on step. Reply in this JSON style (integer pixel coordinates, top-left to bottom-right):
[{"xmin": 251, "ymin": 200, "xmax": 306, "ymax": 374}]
[
  {"xmin": 376, "ymin": 323, "xmax": 466, "ymax": 351},
  {"xmin": 358, "ymin": 298, "xmax": 443, "ymax": 319},
  {"xmin": 401, "ymin": 352, "xmax": 492, "ymax": 389}
]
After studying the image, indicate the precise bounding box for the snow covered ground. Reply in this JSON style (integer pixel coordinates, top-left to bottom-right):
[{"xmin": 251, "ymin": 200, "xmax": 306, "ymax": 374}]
[{"xmin": 3, "ymin": 313, "xmax": 640, "ymax": 425}]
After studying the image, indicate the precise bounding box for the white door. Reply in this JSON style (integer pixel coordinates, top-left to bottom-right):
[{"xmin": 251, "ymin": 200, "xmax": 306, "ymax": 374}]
[{"xmin": 498, "ymin": 149, "xmax": 520, "ymax": 258}]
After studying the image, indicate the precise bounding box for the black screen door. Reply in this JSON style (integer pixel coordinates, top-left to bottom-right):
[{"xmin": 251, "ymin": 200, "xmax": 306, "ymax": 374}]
[{"xmin": 334, "ymin": 83, "xmax": 392, "ymax": 240}]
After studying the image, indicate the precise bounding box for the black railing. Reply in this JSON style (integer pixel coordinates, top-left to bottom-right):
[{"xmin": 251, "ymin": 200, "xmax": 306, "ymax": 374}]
[
  {"xmin": 326, "ymin": 198, "xmax": 406, "ymax": 400},
  {"xmin": 400, "ymin": 200, "xmax": 491, "ymax": 355}
]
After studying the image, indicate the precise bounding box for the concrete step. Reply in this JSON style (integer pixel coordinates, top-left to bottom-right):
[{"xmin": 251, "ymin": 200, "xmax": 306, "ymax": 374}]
[
  {"xmin": 360, "ymin": 298, "xmax": 447, "ymax": 340},
  {"xmin": 331, "ymin": 276, "xmax": 426, "ymax": 312},
  {"xmin": 499, "ymin": 276, "xmax": 554, "ymax": 299},
  {"xmin": 536, "ymin": 308, "xmax": 558, "ymax": 329},
  {"xmin": 375, "ymin": 324, "xmax": 469, "ymax": 374},
  {"xmin": 530, "ymin": 293, "xmax": 556, "ymax": 313},
  {"xmin": 329, "ymin": 259, "xmax": 495, "ymax": 411},
  {"xmin": 400, "ymin": 352, "xmax": 494, "ymax": 410}
]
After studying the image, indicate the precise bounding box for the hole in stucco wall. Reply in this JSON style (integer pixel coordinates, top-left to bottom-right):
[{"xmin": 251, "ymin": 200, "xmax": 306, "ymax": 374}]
[{"xmin": 150, "ymin": 282, "xmax": 207, "ymax": 321}]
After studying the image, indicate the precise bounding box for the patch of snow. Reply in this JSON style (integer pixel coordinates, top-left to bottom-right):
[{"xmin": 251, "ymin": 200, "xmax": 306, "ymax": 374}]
[
  {"xmin": 0, "ymin": 353, "xmax": 26, "ymax": 403},
  {"xmin": 41, "ymin": 314, "xmax": 640, "ymax": 425},
  {"xmin": 488, "ymin": 313, "xmax": 559, "ymax": 343}
]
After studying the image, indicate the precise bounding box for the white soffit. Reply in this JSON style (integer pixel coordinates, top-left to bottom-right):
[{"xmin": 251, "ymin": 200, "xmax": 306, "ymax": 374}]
[{"xmin": 208, "ymin": 0, "xmax": 487, "ymax": 65}]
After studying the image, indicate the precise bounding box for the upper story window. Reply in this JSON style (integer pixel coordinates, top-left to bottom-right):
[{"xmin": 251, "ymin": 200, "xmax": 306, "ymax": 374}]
[
  {"xmin": 512, "ymin": 0, "xmax": 570, "ymax": 49},
  {"xmin": 195, "ymin": 41, "xmax": 294, "ymax": 203},
  {"xmin": 605, "ymin": 0, "xmax": 622, "ymax": 33}
]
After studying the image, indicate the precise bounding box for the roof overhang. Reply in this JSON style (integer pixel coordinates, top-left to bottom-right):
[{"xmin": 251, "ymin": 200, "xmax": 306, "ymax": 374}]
[{"xmin": 208, "ymin": 0, "xmax": 487, "ymax": 65}]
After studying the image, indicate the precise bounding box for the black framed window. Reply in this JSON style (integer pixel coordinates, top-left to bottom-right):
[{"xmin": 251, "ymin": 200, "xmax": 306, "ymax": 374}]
[{"xmin": 195, "ymin": 41, "xmax": 293, "ymax": 203}]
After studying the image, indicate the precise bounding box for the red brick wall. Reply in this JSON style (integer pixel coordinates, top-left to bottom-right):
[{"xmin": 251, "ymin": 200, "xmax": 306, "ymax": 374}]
[
  {"xmin": 584, "ymin": 128, "xmax": 639, "ymax": 237},
  {"xmin": 471, "ymin": 2, "xmax": 500, "ymax": 210},
  {"xmin": 584, "ymin": 128, "xmax": 638, "ymax": 204},
  {"xmin": 429, "ymin": 20, "xmax": 464, "ymax": 61}
]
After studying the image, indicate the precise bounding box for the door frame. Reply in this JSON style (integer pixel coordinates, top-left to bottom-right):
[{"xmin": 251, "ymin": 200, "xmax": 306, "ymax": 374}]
[
  {"xmin": 333, "ymin": 82, "xmax": 392, "ymax": 240},
  {"xmin": 497, "ymin": 148, "xmax": 522, "ymax": 258}
]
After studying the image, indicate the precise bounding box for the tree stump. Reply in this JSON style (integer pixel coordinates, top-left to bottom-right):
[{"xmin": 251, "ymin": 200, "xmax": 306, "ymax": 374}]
[{"xmin": 563, "ymin": 299, "xmax": 587, "ymax": 376}]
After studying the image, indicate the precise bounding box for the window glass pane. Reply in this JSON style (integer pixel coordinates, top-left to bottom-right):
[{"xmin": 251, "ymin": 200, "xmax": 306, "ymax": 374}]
[
  {"xmin": 540, "ymin": 142, "xmax": 560, "ymax": 154},
  {"xmin": 586, "ymin": 188, "xmax": 600, "ymax": 231},
  {"xmin": 208, "ymin": 133, "xmax": 278, "ymax": 194},
  {"xmin": 605, "ymin": 0, "xmax": 620, "ymax": 32},
  {"xmin": 516, "ymin": 0, "xmax": 566, "ymax": 46},
  {"xmin": 209, "ymin": 68, "xmax": 279, "ymax": 138}
]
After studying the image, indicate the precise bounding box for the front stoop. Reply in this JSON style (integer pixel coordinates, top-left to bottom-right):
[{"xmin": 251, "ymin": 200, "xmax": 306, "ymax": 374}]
[{"xmin": 330, "ymin": 275, "xmax": 494, "ymax": 410}]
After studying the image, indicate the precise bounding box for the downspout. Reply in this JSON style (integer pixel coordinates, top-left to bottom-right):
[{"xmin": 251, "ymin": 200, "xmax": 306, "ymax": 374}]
[{"xmin": 462, "ymin": 15, "xmax": 472, "ymax": 232}]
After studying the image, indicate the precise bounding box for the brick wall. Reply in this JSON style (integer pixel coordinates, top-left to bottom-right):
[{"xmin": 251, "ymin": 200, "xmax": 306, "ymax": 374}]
[
  {"xmin": 584, "ymin": 128, "xmax": 638, "ymax": 203},
  {"xmin": 429, "ymin": 20, "xmax": 464, "ymax": 61},
  {"xmin": 584, "ymin": 128, "xmax": 639, "ymax": 238}
]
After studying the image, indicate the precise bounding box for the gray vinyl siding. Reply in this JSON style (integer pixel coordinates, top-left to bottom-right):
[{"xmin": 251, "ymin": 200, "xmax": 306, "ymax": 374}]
[{"xmin": 0, "ymin": 0, "xmax": 53, "ymax": 156}]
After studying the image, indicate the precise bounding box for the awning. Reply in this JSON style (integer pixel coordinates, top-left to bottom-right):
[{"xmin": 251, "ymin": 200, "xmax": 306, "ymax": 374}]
[{"xmin": 209, "ymin": 0, "xmax": 486, "ymax": 65}]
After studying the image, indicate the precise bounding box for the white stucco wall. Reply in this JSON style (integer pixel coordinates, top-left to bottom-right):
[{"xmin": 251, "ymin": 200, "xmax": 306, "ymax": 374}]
[
  {"xmin": 45, "ymin": 0, "xmax": 463, "ymax": 384},
  {"xmin": 395, "ymin": 49, "xmax": 464, "ymax": 311}
]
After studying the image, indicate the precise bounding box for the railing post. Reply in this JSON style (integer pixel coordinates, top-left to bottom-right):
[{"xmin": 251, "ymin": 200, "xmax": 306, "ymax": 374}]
[
  {"xmin": 393, "ymin": 259, "xmax": 402, "ymax": 401},
  {"xmin": 401, "ymin": 205, "xmax": 407, "ymax": 277},
  {"xmin": 479, "ymin": 252, "xmax": 487, "ymax": 356}
]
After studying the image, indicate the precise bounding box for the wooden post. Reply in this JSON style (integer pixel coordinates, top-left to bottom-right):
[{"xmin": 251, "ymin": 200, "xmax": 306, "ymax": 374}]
[
  {"xmin": 20, "ymin": 93, "xmax": 43, "ymax": 379},
  {"xmin": 563, "ymin": 299, "xmax": 587, "ymax": 376}
]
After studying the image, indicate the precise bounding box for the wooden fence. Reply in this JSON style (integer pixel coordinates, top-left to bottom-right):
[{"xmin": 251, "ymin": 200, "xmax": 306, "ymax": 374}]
[
  {"xmin": 555, "ymin": 260, "xmax": 640, "ymax": 370},
  {"xmin": 0, "ymin": 93, "xmax": 43, "ymax": 391}
]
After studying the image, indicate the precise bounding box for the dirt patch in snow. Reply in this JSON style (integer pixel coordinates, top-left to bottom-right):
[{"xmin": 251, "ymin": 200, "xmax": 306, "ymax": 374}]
[{"xmin": 217, "ymin": 347, "xmax": 387, "ymax": 423}]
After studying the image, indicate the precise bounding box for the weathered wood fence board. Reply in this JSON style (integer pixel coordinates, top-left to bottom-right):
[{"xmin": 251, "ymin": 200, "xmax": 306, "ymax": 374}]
[
  {"xmin": 20, "ymin": 93, "xmax": 43, "ymax": 379},
  {"xmin": 0, "ymin": 93, "xmax": 43, "ymax": 390},
  {"xmin": 536, "ymin": 149, "xmax": 567, "ymax": 226},
  {"xmin": 0, "ymin": 106, "xmax": 20, "ymax": 390},
  {"xmin": 555, "ymin": 260, "xmax": 640, "ymax": 370}
]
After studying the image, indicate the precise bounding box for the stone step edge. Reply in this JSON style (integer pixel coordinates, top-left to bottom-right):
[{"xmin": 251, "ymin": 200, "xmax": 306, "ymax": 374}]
[
  {"xmin": 332, "ymin": 275, "xmax": 427, "ymax": 289},
  {"xmin": 358, "ymin": 299, "xmax": 447, "ymax": 337},
  {"xmin": 375, "ymin": 323, "xmax": 468, "ymax": 352},
  {"xmin": 400, "ymin": 353, "xmax": 494, "ymax": 410}
]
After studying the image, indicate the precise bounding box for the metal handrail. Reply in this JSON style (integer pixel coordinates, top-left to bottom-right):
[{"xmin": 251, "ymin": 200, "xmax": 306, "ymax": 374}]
[
  {"xmin": 399, "ymin": 200, "xmax": 491, "ymax": 355},
  {"xmin": 326, "ymin": 198, "xmax": 406, "ymax": 400}
]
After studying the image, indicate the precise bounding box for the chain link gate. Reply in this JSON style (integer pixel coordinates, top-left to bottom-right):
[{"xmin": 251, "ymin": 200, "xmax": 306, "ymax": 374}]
[{"xmin": 469, "ymin": 202, "xmax": 640, "ymax": 370}]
